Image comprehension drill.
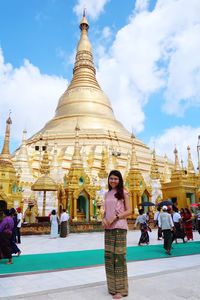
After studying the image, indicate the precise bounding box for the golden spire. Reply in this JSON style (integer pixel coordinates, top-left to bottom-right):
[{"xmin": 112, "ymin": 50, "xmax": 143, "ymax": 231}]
[
  {"xmin": 0, "ymin": 113, "xmax": 12, "ymax": 158},
  {"xmin": 98, "ymin": 148, "xmax": 108, "ymax": 179},
  {"xmin": 71, "ymin": 122, "xmax": 83, "ymax": 168},
  {"xmin": 161, "ymin": 154, "xmax": 171, "ymax": 183},
  {"xmin": 187, "ymin": 145, "xmax": 195, "ymax": 174},
  {"xmin": 150, "ymin": 149, "xmax": 160, "ymax": 180},
  {"xmin": 173, "ymin": 147, "xmax": 181, "ymax": 171},
  {"xmin": 40, "ymin": 143, "xmax": 50, "ymax": 175},
  {"xmin": 55, "ymin": 13, "xmax": 117, "ymax": 123},
  {"xmin": 129, "ymin": 133, "xmax": 139, "ymax": 170},
  {"xmin": 17, "ymin": 130, "xmax": 28, "ymax": 159}
]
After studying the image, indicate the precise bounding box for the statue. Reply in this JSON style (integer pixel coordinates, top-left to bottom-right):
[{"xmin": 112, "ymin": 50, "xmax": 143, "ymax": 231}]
[{"xmin": 24, "ymin": 193, "xmax": 38, "ymax": 223}]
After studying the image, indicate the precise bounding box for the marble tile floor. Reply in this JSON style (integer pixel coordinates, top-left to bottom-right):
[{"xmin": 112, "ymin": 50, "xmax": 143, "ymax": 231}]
[{"xmin": 0, "ymin": 230, "xmax": 200, "ymax": 299}]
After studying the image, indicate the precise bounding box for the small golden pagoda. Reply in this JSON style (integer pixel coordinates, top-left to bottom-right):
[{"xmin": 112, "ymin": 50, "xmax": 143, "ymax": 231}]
[
  {"xmin": 150, "ymin": 149, "xmax": 163, "ymax": 204},
  {"xmin": 125, "ymin": 134, "xmax": 151, "ymax": 217},
  {"xmin": 62, "ymin": 124, "xmax": 98, "ymax": 221},
  {"xmin": 98, "ymin": 148, "xmax": 108, "ymax": 179},
  {"xmin": 31, "ymin": 144, "xmax": 58, "ymax": 216},
  {"xmin": 0, "ymin": 115, "xmax": 22, "ymax": 210},
  {"xmin": 162, "ymin": 147, "xmax": 200, "ymax": 208},
  {"xmin": 150, "ymin": 149, "xmax": 160, "ymax": 180}
]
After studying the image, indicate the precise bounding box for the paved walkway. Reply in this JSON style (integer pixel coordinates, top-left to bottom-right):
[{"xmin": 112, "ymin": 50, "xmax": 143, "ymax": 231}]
[{"xmin": 0, "ymin": 230, "xmax": 200, "ymax": 300}]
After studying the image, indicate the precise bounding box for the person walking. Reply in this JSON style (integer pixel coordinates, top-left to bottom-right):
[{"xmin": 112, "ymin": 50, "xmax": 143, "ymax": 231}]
[
  {"xmin": 182, "ymin": 208, "xmax": 193, "ymax": 241},
  {"xmin": 158, "ymin": 205, "xmax": 174, "ymax": 255},
  {"xmin": 16, "ymin": 207, "xmax": 22, "ymax": 244},
  {"xmin": 50, "ymin": 209, "xmax": 59, "ymax": 238},
  {"xmin": 9, "ymin": 208, "xmax": 21, "ymax": 257},
  {"xmin": 0, "ymin": 209, "xmax": 14, "ymax": 264},
  {"xmin": 102, "ymin": 170, "xmax": 132, "ymax": 299},
  {"xmin": 196, "ymin": 204, "xmax": 200, "ymax": 234},
  {"xmin": 172, "ymin": 207, "xmax": 186, "ymax": 243},
  {"xmin": 154, "ymin": 206, "xmax": 162, "ymax": 240},
  {"xmin": 135, "ymin": 208, "xmax": 150, "ymax": 245},
  {"xmin": 60, "ymin": 209, "xmax": 69, "ymax": 238}
]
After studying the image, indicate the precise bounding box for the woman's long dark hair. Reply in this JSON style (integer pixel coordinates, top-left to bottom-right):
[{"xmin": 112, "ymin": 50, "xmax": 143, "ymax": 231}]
[{"xmin": 108, "ymin": 170, "xmax": 125, "ymax": 200}]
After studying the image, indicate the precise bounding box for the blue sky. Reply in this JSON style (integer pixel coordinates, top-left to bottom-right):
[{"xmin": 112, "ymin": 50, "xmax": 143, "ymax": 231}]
[{"xmin": 0, "ymin": 0, "xmax": 200, "ymax": 168}]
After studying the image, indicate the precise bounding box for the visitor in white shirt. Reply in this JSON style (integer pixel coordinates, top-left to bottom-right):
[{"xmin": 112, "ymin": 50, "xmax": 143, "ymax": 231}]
[
  {"xmin": 158, "ymin": 206, "xmax": 174, "ymax": 255},
  {"xmin": 60, "ymin": 209, "xmax": 69, "ymax": 238}
]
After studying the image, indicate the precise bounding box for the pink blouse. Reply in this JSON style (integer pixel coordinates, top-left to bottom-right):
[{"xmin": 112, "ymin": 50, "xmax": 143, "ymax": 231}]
[{"xmin": 104, "ymin": 189, "xmax": 128, "ymax": 230}]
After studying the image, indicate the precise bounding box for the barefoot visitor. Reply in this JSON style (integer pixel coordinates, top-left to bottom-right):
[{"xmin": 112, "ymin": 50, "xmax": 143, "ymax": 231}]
[{"xmin": 103, "ymin": 170, "xmax": 132, "ymax": 299}]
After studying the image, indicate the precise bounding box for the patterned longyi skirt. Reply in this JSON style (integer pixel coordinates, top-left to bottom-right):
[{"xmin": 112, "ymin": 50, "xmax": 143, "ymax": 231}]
[{"xmin": 104, "ymin": 229, "xmax": 128, "ymax": 297}]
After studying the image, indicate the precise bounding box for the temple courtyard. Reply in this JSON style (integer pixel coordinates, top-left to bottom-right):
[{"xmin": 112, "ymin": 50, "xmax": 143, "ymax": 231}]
[{"xmin": 0, "ymin": 230, "xmax": 200, "ymax": 300}]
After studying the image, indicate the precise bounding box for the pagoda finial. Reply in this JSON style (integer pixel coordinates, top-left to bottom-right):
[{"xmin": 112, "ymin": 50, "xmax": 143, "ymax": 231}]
[
  {"xmin": 71, "ymin": 124, "xmax": 83, "ymax": 168},
  {"xmin": 150, "ymin": 149, "xmax": 160, "ymax": 180},
  {"xmin": 98, "ymin": 147, "xmax": 108, "ymax": 179},
  {"xmin": 173, "ymin": 146, "xmax": 181, "ymax": 171},
  {"xmin": 187, "ymin": 145, "xmax": 195, "ymax": 174},
  {"xmin": 129, "ymin": 134, "xmax": 139, "ymax": 170},
  {"xmin": 40, "ymin": 143, "xmax": 50, "ymax": 175},
  {"xmin": 0, "ymin": 111, "xmax": 12, "ymax": 157},
  {"xmin": 80, "ymin": 8, "xmax": 89, "ymax": 31},
  {"xmin": 83, "ymin": 7, "xmax": 86, "ymax": 17}
]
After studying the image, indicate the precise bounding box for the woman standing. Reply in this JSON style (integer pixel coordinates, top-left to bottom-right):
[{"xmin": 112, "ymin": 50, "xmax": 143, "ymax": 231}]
[
  {"xmin": 50, "ymin": 210, "xmax": 59, "ymax": 238},
  {"xmin": 103, "ymin": 170, "xmax": 132, "ymax": 299},
  {"xmin": 60, "ymin": 209, "xmax": 69, "ymax": 238},
  {"xmin": 183, "ymin": 208, "xmax": 193, "ymax": 241}
]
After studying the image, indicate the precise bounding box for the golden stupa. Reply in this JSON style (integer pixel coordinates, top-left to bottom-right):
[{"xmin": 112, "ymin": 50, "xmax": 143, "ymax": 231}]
[
  {"xmin": 15, "ymin": 13, "xmax": 162, "ymax": 179},
  {"xmin": 11, "ymin": 13, "xmax": 177, "ymax": 220},
  {"xmin": 5, "ymin": 13, "xmax": 199, "ymax": 223}
]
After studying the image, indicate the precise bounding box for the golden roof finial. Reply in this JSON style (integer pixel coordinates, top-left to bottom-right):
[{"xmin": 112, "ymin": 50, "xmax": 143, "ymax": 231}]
[
  {"xmin": 173, "ymin": 146, "xmax": 181, "ymax": 171},
  {"xmin": 150, "ymin": 148, "xmax": 160, "ymax": 180},
  {"xmin": 98, "ymin": 147, "xmax": 108, "ymax": 179},
  {"xmin": 71, "ymin": 124, "xmax": 83, "ymax": 168},
  {"xmin": 22, "ymin": 129, "xmax": 27, "ymax": 145},
  {"xmin": 129, "ymin": 133, "xmax": 139, "ymax": 170},
  {"xmin": 0, "ymin": 111, "xmax": 12, "ymax": 158},
  {"xmin": 187, "ymin": 145, "xmax": 195, "ymax": 174},
  {"xmin": 40, "ymin": 143, "xmax": 50, "ymax": 175},
  {"xmin": 80, "ymin": 7, "xmax": 89, "ymax": 31}
]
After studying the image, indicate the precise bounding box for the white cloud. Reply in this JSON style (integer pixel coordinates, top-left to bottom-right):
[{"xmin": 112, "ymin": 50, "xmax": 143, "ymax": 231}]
[
  {"xmin": 148, "ymin": 126, "xmax": 200, "ymax": 169},
  {"xmin": 102, "ymin": 26, "xmax": 111, "ymax": 39},
  {"xmin": 73, "ymin": 0, "xmax": 110, "ymax": 20},
  {"xmin": 96, "ymin": 0, "xmax": 200, "ymax": 133},
  {"xmin": 135, "ymin": 0, "xmax": 150, "ymax": 12},
  {"xmin": 0, "ymin": 48, "xmax": 67, "ymax": 142}
]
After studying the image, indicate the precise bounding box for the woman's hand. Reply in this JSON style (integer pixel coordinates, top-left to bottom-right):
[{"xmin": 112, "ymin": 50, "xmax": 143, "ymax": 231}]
[
  {"xmin": 107, "ymin": 216, "xmax": 117, "ymax": 226},
  {"xmin": 102, "ymin": 218, "xmax": 109, "ymax": 228}
]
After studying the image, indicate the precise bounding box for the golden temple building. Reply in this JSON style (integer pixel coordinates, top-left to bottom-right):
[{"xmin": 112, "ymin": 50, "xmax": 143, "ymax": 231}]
[
  {"xmin": 0, "ymin": 115, "xmax": 22, "ymax": 211},
  {"xmin": 0, "ymin": 14, "xmax": 199, "ymax": 221},
  {"xmin": 162, "ymin": 147, "xmax": 200, "ymax": 208}
]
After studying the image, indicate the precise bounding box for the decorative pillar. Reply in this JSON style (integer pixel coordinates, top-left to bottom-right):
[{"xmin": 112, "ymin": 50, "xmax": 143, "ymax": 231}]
[
  {"xmin": 68, "ymin": 191, "xmax": 72, "ymax": 215},
  {"xmin": 90, "ymin": 198, "xmax": 94, "ymax": 220},
  {"xmin": 73, "ymin": 197, "xmax": 77, "ymax": 221},
  {"xmin": 42, "ymin": 190, "xmax": 46, "ymax": 216}
]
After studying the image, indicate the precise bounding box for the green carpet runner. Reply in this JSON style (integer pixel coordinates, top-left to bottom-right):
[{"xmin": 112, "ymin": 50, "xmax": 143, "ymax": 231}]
[{"xmin": 0, "ymin": 242, "xmax": 199, "ymax": 275}]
